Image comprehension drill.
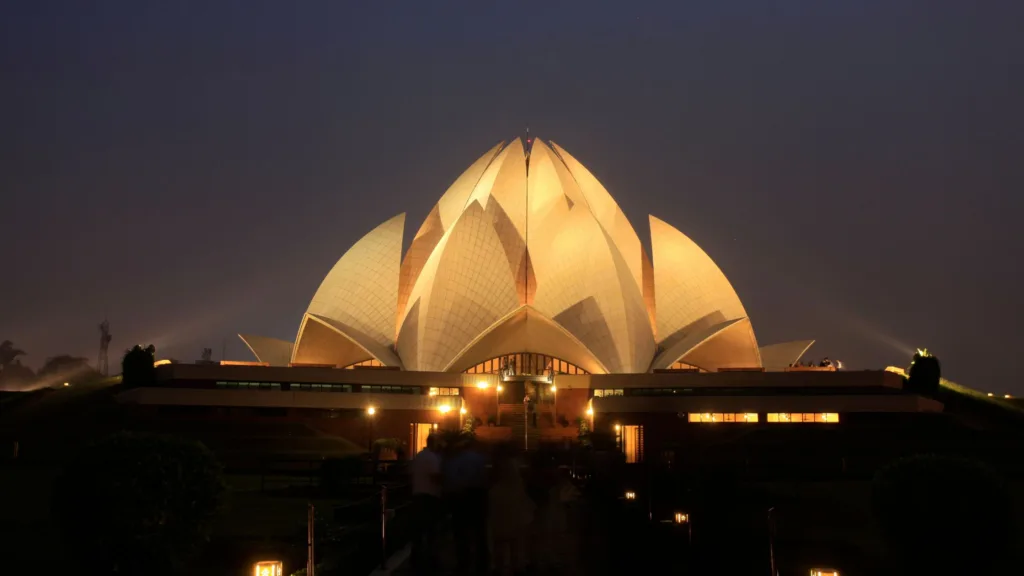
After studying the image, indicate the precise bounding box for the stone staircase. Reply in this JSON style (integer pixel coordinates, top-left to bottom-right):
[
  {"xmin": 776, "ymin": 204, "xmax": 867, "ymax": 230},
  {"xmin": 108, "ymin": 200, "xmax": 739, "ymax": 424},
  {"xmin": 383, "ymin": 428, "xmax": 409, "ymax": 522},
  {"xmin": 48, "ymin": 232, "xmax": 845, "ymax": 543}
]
[{"xmin": 502, "ymin": 404, "xmax": 538, "ymax": 451}]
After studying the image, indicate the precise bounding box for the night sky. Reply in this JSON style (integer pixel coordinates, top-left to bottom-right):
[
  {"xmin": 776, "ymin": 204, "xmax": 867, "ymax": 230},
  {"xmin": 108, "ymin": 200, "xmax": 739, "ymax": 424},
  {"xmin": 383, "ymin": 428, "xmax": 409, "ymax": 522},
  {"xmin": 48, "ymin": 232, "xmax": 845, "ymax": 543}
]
[{"xmin": 2, "ymin": 2, "xmax": 1021, "ymax": 392}]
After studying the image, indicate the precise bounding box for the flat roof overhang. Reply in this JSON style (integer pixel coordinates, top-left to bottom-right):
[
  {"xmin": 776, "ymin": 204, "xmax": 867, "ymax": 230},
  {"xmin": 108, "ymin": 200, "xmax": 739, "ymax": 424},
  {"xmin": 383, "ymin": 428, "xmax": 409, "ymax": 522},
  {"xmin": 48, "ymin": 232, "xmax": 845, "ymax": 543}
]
[{"xmin": 118, "ymin": 387, "xmax": 463, "ymax": 412}]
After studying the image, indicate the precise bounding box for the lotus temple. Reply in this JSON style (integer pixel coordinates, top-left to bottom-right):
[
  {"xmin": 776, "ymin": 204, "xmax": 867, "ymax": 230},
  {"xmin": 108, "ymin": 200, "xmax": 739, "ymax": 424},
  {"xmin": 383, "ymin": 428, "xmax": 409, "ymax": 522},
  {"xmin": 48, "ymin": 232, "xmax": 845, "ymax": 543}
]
[{"xmin": 125, "ymin": 137, "xmax": 943, "ymax": 458}]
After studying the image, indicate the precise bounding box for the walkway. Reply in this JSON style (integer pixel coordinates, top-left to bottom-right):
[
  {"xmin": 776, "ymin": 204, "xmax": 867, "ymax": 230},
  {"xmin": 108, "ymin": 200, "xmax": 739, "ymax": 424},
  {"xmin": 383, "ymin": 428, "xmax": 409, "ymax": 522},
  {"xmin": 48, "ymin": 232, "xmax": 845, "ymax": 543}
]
[
  {"xmin": 374, "ymin": 491, "xmax": 694, "ymax": 576},
  {"xmin": 379, "ymin": 500, "xmax": 589, "ymax": 576}
]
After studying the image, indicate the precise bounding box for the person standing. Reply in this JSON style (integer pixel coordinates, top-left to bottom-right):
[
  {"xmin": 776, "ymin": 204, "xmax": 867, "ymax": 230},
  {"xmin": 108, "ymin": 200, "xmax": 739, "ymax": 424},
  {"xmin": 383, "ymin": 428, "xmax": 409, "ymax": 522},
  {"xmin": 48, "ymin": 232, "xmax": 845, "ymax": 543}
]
[
  {"xmin": 410, "ymin": 434, "xmax": 443, "ymax": 574},
  {"xmin": 490, "ymin": 445, "xmax": 534, "ymax": 576},
  {"xmin": 445, "ymin": 435, "xmax": 489, "ymax": 576}
]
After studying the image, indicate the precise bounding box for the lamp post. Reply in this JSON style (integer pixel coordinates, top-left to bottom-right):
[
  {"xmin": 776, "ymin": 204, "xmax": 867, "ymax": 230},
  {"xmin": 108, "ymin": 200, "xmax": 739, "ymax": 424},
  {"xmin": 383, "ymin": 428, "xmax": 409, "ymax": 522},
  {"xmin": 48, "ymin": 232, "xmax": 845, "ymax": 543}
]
[
  {"xmin": 550, "ymin": 383, "xmax": 557, "ymax": 423},
  {"xmin": 496, "ymin": 384, "xmax": 503, "ymax": 425},
  {"xmin": 366, "ymin": 406, "xmax": 376, "ymax": 451},
  {"xmin": 438, "ymin": 404, "xmax": 451, "ymax": 430}
]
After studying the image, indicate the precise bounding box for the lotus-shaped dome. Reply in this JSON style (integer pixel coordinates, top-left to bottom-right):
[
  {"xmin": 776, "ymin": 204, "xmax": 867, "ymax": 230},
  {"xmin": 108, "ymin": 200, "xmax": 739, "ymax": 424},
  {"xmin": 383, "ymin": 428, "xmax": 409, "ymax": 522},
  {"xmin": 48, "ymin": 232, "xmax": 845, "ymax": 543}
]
[{"xmin": 240, "ymin": 138, "xmax": 811, "ymax": 374}]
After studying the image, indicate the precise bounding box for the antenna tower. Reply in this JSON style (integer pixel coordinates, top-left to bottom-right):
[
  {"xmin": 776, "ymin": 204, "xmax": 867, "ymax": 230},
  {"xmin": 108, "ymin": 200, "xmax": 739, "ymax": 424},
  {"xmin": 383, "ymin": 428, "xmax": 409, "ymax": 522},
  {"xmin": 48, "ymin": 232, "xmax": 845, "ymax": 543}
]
[{"xmin": 98, "ymin": 319, "xmax": 112, "ymax": 376}]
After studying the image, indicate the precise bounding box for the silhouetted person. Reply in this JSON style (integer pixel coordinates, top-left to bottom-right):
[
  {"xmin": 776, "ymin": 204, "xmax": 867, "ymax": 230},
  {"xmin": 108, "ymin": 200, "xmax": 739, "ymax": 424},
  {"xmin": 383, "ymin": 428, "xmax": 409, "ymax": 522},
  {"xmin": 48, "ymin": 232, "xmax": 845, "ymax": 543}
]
[
  {"xmin": 528, "ymin": 451, "xmax": 576, "ymax": 573},
  {"xmin": 445, "ymin": 435, "xmax": 489, "ymax": 576},
  {"xmin": 490, "ymin": 443, "xmax": 533, "ymax": 576},
  {"xmin": 525, "ymin": 393, "xmax": 537, "ymax": 427},
  {"xmin": 410, "ymin": 434, "xmax": 443, "ymax": 574}
]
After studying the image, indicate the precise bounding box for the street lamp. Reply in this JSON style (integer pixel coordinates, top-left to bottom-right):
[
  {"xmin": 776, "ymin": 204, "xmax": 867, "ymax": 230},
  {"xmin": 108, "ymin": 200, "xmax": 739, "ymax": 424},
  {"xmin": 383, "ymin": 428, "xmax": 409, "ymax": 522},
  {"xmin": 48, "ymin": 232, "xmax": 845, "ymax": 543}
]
[
  {"xmin": 366, "ymin": 406, "xmax": 376, "ymax": 451},
  {"xmin": 437, "ymin": 404, "xmax": 451, "ymax": 431}
]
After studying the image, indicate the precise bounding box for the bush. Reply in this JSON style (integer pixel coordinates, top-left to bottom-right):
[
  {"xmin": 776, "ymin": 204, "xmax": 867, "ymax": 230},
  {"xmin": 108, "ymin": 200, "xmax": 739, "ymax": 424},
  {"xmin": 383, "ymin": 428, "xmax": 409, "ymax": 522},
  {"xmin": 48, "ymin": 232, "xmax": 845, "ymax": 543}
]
[
  {"xmin": 576, "ymin": 417, "xmax": 590, "ymax": 437},
  {"xmin": 872, "ymin": 454, "xmax": 1014, "ymax": 576},
  {"xmin": 321, "ymin": 455, "xmax": 365, "ymax": 488},
  {"xmin": 53, "ymin": 432, "xmax": 225, "ymax": 576}
]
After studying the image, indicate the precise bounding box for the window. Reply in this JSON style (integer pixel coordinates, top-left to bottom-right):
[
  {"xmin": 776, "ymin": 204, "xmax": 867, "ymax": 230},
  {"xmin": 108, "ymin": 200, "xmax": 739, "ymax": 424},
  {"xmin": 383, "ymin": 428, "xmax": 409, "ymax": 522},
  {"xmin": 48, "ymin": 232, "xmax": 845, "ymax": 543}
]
[
  {"xmin": 593, "ymin": 389, "xmax": 624, "ymax": 398},
  {"xmin": 215, "ymin": 381, "xmax": 280, "ymax": 390},
  {"xmin": 293, "ymin": 383, "xmax": 352, "ymax": 393},
  {"xmin": 462, "ymin": 353, "xmax": 587, "ymax": 376},
  {"xmin": 427, "ymin": 387, "xmax": 460, "ymax": 397},
  {"xmin": 687, "ymin": 413, "xmax": 759, "ymax": 423},
  {"xmin": 767, "ymin": 413, "xmax": 839, "ymax": 423},
  {"xmin": 361, "ymin": 385, "xmax": 415, "ymax": 395}
]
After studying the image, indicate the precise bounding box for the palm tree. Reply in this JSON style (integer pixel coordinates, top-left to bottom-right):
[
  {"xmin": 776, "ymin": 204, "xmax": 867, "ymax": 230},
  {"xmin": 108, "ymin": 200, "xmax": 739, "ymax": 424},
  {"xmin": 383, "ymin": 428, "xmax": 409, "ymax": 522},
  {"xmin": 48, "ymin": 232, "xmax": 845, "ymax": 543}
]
[{"xmin": 0, "ymin": 340, "xmax": 26, "ymax": 371}]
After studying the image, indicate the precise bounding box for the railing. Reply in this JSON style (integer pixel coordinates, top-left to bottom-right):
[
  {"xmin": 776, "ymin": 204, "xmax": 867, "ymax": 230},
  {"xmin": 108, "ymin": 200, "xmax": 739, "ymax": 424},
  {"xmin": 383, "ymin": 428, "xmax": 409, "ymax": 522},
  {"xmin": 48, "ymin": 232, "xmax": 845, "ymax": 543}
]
[{"xmin": 322, "ymin": 481, "xmax": 412, "ymax": 572}]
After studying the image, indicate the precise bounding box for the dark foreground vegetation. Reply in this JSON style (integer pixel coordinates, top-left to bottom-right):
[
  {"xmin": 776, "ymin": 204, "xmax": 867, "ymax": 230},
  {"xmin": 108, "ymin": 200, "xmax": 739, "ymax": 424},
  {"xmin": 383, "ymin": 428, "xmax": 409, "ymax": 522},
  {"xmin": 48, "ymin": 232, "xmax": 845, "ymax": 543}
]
[{"xmin": 1, "ymin": 348, "xmax": 1022, "ymax": 575}]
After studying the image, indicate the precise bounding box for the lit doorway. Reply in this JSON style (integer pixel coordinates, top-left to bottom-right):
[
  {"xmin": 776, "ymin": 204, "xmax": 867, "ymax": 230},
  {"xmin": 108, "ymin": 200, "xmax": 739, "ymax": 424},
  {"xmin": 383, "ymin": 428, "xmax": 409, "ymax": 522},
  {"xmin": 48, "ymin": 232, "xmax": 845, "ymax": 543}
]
[
  {"xmin": 411, "ymin": 423, "xmax": 435, "ymax": 454},
  {"xmin": 622, "ymin": 425, "xmax": 643, "ymax": 464}
]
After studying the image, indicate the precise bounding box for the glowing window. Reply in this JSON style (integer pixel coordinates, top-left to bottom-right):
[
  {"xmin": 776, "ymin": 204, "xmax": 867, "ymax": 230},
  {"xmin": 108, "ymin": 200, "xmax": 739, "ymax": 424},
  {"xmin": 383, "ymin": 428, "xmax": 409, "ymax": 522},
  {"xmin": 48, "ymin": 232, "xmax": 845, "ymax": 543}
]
[
  {"xmin": 767, "ymin": 412, "xmax": 839, "ymax": 423},
  {"xmin": 688, "ymin": 413, "xmax": 759, "ymax": 423},
  {"xmin": 462, "ymin": 353, "xmax": 587, "ymax": 376}
]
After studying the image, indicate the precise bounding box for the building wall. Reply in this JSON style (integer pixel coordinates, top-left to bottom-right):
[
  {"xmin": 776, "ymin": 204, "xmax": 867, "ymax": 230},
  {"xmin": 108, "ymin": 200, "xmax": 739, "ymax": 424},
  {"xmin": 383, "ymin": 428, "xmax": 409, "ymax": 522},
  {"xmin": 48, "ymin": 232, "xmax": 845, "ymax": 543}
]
[
  {"xmin": 157, "ymin": 363, "xmax": 503, "ymax": 389},
  {"xmin": 593, "ymin": 393, "xmax": 942, "ymax": 415},
  {"xmin": 555, "ymin": 388, "xmax": 590, "ymax": 424},
  {"xmin": 557, "ymin": 369, "xmax": 906, "ymax": 391}
]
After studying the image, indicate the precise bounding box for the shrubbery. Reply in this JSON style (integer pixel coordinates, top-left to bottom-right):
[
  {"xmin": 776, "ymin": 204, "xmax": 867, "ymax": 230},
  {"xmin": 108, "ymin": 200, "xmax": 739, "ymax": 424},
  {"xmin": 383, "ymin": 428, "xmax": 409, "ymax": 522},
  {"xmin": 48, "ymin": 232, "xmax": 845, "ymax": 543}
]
[
  {"xmin": 872, "ymin": 454, "xmax": 1014, "ymax": 576},
  {"xmin": 53, "ymin": 432, "xmax": 226, "ymax": 576}
]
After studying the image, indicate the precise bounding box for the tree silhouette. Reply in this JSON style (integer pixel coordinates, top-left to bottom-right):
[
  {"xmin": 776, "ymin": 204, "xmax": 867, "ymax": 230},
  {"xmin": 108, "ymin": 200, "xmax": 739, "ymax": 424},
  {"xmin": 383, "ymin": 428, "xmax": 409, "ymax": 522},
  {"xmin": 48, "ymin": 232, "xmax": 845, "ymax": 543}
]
[
  {"xmin": 122, "ymin": 344, "xmax": 157, "ymax": 386},
  {"xmin": 53, "ymin": 432, "xmax": 226, "ymax": 576},
  {"xmin": 0, "ymin": 340, "xmax": 26, "ymax": 371},
  {"xmin": 37, "ymin": 355, "xmax": 98, "ymax": 385},
  {"xmin": 906, "ymin": 348, "xmax": 941, "ymax": 396}
]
